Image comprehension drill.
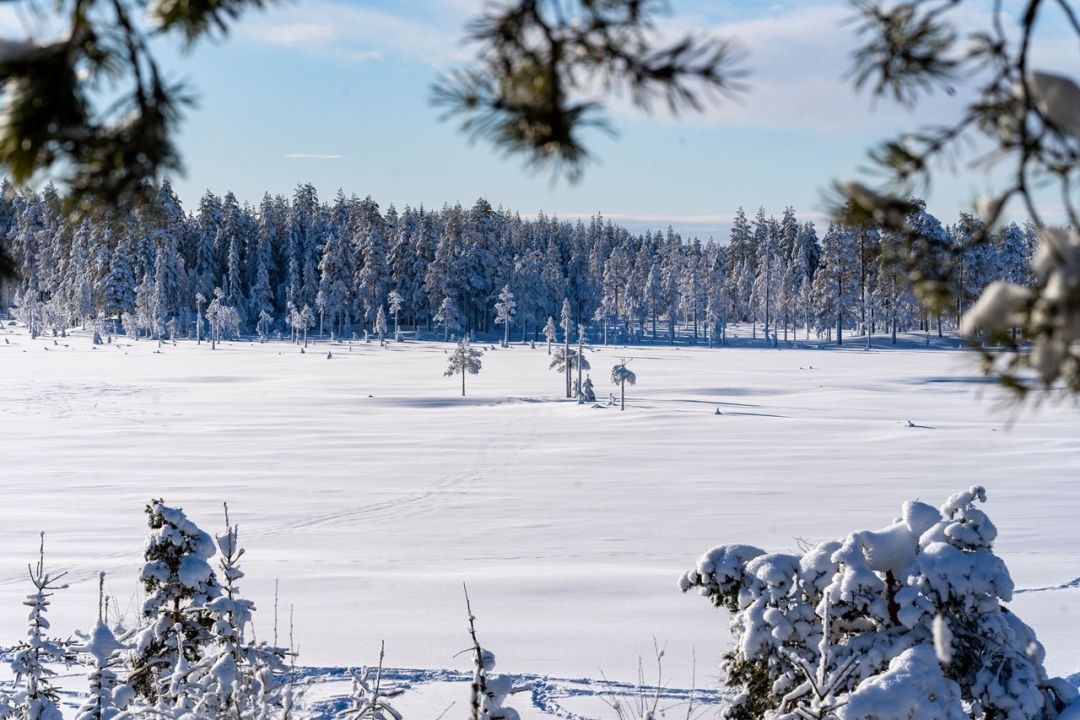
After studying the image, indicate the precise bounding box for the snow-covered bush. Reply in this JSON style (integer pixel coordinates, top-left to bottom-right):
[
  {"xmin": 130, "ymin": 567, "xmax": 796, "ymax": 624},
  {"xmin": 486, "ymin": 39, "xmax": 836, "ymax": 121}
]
[{"xmin": 679, "ymin": 487, "xmax": 1076, "ymax": 720}]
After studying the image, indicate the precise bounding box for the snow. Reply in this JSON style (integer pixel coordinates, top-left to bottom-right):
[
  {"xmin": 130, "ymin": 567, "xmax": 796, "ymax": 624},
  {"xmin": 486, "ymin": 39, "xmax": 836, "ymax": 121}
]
[{"xmin": 1, "ymin": 322, "xmax": 1079, "ymax": 701}]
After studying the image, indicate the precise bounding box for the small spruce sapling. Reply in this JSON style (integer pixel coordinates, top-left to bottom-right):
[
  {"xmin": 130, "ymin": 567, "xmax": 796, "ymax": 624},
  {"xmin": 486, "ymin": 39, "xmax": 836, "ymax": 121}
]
[
  {"xmin": 74, "ymin": 574, "xmax": 130, "ymax": 720},
  {"xmin": 8, "ymin": 533, "xmax": 73, "ymax": 720},
  {"xmin": 446, "ymin": 338, "xmax": 484, "ymax": 396}
]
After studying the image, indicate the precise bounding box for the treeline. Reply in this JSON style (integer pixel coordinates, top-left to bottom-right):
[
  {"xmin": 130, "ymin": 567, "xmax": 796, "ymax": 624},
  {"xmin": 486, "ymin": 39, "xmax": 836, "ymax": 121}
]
[{"xmin": 0, "ymin": 181, "xmax": 1038, "ymax": 345}]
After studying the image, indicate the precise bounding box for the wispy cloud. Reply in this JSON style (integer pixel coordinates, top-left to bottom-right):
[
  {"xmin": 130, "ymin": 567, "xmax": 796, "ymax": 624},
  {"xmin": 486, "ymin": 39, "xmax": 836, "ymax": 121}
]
[
  {"xmin": 283, "ymin": 153, "xmax": 345, "ymax": 160},
  {"xmin": 242, "ymin": 0, "xmax": 466, "ymax": 67}
]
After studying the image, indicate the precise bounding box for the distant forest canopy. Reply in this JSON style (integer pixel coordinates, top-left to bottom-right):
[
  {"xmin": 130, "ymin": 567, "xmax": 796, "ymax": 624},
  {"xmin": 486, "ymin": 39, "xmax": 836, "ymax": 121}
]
[{"xmin": 1, "ymin": 181, "xmax": 1037, "ymax": 345}]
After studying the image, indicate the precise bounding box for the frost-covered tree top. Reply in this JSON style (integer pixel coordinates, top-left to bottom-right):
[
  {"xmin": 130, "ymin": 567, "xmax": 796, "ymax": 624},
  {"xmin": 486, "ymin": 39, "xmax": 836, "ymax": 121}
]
[
  {"xmin": 679, "ymin": 487, "xmax": 1077, "ymax": 720},
  {"xmin": 141, "ymin": 500, "xmax": 221, "ymax": 617},
  {"xmin": 610, "ymin": 362, "xmax": 636, "ymax": 386}
]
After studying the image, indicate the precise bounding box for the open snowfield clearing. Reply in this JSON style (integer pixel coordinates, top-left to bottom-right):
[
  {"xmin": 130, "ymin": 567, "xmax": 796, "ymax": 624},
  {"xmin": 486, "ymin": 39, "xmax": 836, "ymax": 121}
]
[{"xmin": 1, "ymin": 322, "xmax": 1078, "ymax": 714}]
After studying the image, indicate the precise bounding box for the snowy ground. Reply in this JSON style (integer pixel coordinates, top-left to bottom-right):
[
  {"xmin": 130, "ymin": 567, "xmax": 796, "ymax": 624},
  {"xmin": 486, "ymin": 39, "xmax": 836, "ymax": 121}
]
[{"xmin": 1, "ymin": 321, "xmax": 1078, "ymax": 717}]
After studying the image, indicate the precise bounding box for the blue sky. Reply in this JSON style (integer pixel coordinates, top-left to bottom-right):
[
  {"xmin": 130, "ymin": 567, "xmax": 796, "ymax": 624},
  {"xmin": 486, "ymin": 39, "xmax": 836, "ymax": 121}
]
[{"xmin": 18, "ymin": 1, "xmax": 1078, "ymax": 238}]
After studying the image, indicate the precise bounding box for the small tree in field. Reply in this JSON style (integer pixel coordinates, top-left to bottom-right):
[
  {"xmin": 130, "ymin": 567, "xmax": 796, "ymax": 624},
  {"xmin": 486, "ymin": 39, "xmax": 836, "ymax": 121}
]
[
  {"xmin": 435, "ymin": 296, "xmax": 461, "ymax": 342},
  {"xmin": 560, "ymin": 299, "xmax": 573, "ymax": 397},
  {"xmin": 256, "ymin": 310, "xmax": 273, "ymax": 343},
  {"xmin": 581, "ymin": 374, "xmax": 596, "ymax": 403},
  {"xmin": 388, "ymin": 289, "xmax": 403, "ymax": 342},
  {"xmin": 679, "ymin": 487, "xmax": 1078, "ymax": 720},
  {"xmin": 446, "ymin": 338, "xmax": 484, "ymax": 396},
  {"xmin": 206, "ymin": 288, "xmax": 241, "ymax": 350},
  {"xmin": 374, "ymin": 306, "xmax": 388, "ymax": 344},
  {"xmin": 543, "ymin": 316, "xmax": 557, "ymax": 355},
  {"xmin": 550, "ymin": 346, "xmax": 590, "ymax": 398},
  {"xmin": 195, "ymin": 293, "xmax": 206, "ymax": 345},
  {"xmin": 494, "ymin": 285, "xmax": 516, "ymax": 348},
  {"xmin": 610, "ymin": 361, "xmax": 636, "ymax": 411},
  {"xmin": 290, "ymin": 304, "xmax": 314, "ymax": 348},
  {"xmin": 575, "ymin": 323, "xmax": 589, "ymax": 403}
]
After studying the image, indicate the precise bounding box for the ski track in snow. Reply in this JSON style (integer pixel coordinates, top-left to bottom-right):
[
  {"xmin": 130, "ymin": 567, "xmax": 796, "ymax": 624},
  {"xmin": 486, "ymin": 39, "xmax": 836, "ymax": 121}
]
[
  {"xmin": 1015, "ymin": 577, "xmax": 1080, "ymax": 594},
  {"xmin": 12, "ymin": 661, "xmax": 731, "ymax": 720}
]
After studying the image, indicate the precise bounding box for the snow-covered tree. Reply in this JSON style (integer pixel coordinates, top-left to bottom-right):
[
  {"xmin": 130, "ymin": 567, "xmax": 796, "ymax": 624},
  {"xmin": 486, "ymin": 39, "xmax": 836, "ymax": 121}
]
[
  {"xmin": 206, "ymin": 288, "xmax": 241, "ymax": 350},
  {"xmin": 679, "ymin": 487, "xmax": 1076, "ymax": 720},
  {"xmin": 549, "ymin": 346, "xmax": 590, "ymax": 399},
  {"xmin": 581, "ymin": 374, "xmax": 596, "ymax": 403},
  {"xmin": 446, "ymin": 338, "xmax": 484, "ymax": 396},
  {"xmin": 434, "ymin": 296, "xmax": 461, "ymax": 341},
  {"xmin": 494, "ymin": 284, "xmax": 516, "ymax": 348},
  {"xmin": 610, "ymin": 361, "xmax": 636, "ymax": 411},
  {"xmin": 7, "ymin": 534, "xmax": 72, "ymax": 720},
  {"xmin": 812, "ymin": 224, "xmax": 859, "ymax": 344},
  {"xmin": 543, "ymin": 316, "xmax": 557, "ymax": 354},
  {"xmin": 374, "ymin": 305, "xmax": 387, "ymax": 344},
  {"xmin": 74, "ymin": 574, "xmax": 130, "ymax": 720},
  {"xmin": 288, "ymin": 304, "xmax": 314, "ymax": 348},
  {"xmin": 256, "ymin": 309, "xmax": 273, "ymax": 343},
  {"xmin": 387, "ymin": 289, "xmax": 403, "ymax": 342},
  {"xmin": 131, "ymin": 499, "xmax": 222, "ymax": 704},
  {"xmin": 559, "ymin": 298, "xmax": 573, "ymax": 397}
]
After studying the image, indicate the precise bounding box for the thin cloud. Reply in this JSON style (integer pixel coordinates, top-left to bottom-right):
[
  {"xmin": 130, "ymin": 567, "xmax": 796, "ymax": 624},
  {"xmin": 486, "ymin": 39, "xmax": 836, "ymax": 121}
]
[
  {"xmin": 241, "ymin": 0, "xmax": 467, "ymax": 67},
  {"xmin": 283, "ymin": 153, "xmax": 346, "ymax": 160}
]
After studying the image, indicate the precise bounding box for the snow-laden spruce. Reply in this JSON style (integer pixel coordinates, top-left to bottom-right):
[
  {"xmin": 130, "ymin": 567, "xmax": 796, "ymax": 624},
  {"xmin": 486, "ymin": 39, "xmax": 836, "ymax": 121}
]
[
  {"xmin": 131, "ymin": 499, "xmax": 223, "ymax": 702},
  {"xmin": 679, "ymin": 487, "xmax": 1079, "ymax": 720}
]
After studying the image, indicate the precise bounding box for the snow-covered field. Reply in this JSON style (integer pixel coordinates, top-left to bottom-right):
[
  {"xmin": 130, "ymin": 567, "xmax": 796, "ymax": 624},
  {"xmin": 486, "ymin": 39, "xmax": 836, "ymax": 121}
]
[{"xmin": 1, "ymin": 322, "xmax": 1078, "ymax": 716}]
